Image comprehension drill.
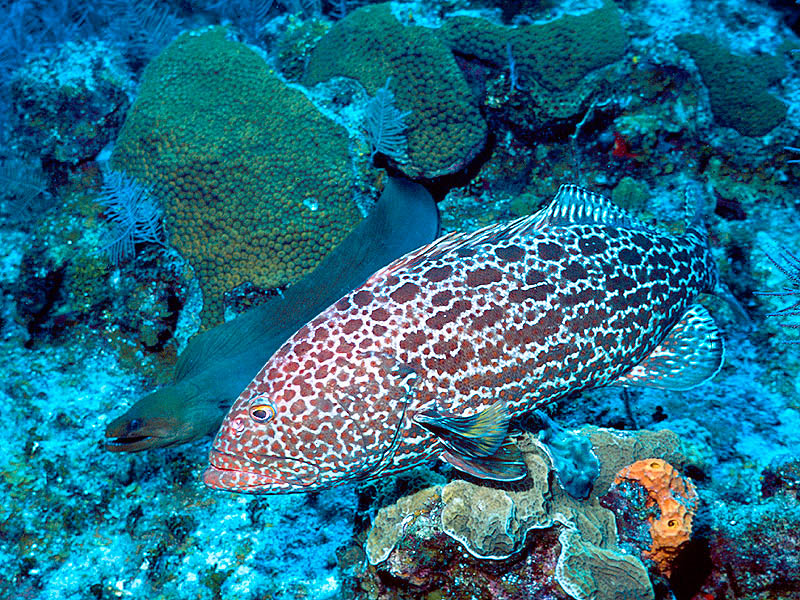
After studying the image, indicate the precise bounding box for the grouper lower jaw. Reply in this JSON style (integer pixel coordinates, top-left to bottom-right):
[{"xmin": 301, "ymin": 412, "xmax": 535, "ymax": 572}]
[{"xmin": 203, "ymin": 450, "xmax": 322, "ymax": 493}]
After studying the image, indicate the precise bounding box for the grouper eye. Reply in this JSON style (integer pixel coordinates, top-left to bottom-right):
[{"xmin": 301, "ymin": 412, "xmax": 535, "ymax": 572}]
[{"xmin": 249, "ymin": 401, "xmax": 277, "ymax": 423}]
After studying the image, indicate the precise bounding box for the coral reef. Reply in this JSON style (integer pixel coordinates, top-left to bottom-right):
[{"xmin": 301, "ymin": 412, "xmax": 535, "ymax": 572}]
[
  {"xmin": 1, "ymin": 0, "xmax": 800, "ymax": 598},
  {"xmin": 10, "ymin": 39, "xmax": 132, "ymax": 165},
  {"xmin": 692, "ymin": 496, "xmax": 800, "ymax": 599},
  {"xmin": 674, "ymin": 34, "xmax": 787, "ymax": 137},
  {"xmin": 302, "ymin": 3, "xmax": 487, "ymax": 178},
  {"xmin": 348, "ymin": 428, "xmax": 689, "ymax": 600},
  {"xmin": 437, "ymin": 0, "xmax": 626, "ymax": 138},
  {"xmin": 112, "ymin": 26, "xmax": 361, "ymax": 327}
]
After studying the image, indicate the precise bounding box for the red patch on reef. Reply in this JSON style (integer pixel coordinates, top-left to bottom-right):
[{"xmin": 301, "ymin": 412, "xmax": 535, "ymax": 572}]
[{"xmin": 336, "ymin": 341, "xmax": 355, "ymax": 355}]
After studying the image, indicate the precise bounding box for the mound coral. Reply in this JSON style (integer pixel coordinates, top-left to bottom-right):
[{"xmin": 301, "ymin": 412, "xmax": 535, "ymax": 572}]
[
  {"xmin": 113, "ymin": 27, "xmax": 361, "ymax": 327},
  {"xmin": 302, "ymin": 4, "xmax": 487, "ymax": 179},
  {"xmin": 674, "ymin": 34, "xmax": 786, "ymax": 137},
  {"xmin": 436, "ymin": 0, "xmax": 626, "ymax": 137}
]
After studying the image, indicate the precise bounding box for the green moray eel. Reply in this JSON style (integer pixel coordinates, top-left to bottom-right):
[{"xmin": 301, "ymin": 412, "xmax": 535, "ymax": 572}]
[{"xmin": 104, "ymin": 178, "xmax": 439, "ymax": 451}]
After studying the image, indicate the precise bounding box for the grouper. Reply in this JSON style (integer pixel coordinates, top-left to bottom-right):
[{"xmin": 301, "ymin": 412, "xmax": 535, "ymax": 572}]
[
  {"xmin": 204, "ymin": 184, "xmax": 727, "ymax": 493},
  {"xmin": 104, "ymin": 177, "xmax": 440, "ymax": 451}
]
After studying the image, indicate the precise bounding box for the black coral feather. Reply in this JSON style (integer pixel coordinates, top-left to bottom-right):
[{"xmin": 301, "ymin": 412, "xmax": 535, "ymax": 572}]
[
  {"xmin": 97, "ymin": 170, "xmax": 165, "ymax": 266},
  {"xmin": 363, "ymin": 78, "xmax": 411, "ymax": 161}
]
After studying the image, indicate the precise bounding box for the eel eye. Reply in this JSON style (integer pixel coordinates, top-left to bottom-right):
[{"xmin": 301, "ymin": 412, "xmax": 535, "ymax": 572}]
[{"xmin": 249, "ymin": 402, "xmax": 276, "ymax": 423}]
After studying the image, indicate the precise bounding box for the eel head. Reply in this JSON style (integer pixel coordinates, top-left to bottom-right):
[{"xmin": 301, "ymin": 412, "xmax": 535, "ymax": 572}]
[{"xmin": 104, "ymin": 380, "xmax": 226, "ymax": 452}]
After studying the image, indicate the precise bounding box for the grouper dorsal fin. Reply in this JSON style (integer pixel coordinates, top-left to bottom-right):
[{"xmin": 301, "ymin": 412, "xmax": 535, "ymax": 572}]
[
  {"xmin": 613, "ymin": 303, "xmax": 724, "ymax": 390},
  {"xmin": 536, "ymin": 183, "xmax": 653, "ymax": 231},
  {"xmin": 364, "ymin": 184, "xmax": 653, "ymax": 279}
]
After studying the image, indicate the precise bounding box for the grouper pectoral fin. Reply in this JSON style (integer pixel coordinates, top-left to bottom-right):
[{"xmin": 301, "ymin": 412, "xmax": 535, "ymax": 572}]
[
  {"xmin": 612, "ymin": 303, "xmax": 724, "ymax": 391},
  {"xmin": 414, "ymin": 401, "xmax": 527, "ymax": 481}
]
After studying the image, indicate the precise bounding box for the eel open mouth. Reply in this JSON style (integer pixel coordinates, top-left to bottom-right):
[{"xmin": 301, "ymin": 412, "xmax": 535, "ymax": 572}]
[{"xmin": 104, "ymin": 433, "xmax": 156, "ymax": 452}]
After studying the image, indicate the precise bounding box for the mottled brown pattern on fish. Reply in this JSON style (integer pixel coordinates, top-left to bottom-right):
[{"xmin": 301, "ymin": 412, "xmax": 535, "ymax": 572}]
[{"xmin": 205, "ymin": 185, "xmax": 720, "ymax": 493}]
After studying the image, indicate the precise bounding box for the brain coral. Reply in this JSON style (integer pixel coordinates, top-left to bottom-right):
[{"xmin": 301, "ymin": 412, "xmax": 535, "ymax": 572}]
[
  {"xmin": 302, "ymin": 3, "xmax": 487, "ymax": 179},
  {"xmin": 113, "ymin": 27, "xmax": 361, "ymax": 327}
]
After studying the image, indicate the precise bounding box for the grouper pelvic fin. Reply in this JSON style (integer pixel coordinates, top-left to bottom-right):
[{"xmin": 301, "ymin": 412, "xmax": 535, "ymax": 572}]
[
  {"xmin": 439, "ymin": 439, "xmax": 528, "ymax": 482},
  {"xmin": 612, "ymin": 303, "xmax": 724, "ymax": 390},
  {"xmin": 414, "ymin": 401, "xmax": 512, "ymax": 458}
]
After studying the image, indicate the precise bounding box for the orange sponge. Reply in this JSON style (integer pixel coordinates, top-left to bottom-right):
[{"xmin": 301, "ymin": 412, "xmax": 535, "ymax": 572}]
[{"xmin": 614, "ymin": 458, "xmax": 698, "ymax": 577}]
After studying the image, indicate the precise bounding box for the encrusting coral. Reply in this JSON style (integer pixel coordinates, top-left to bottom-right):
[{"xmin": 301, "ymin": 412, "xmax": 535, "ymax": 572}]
[{"xmin": 349, "ymin": 427, "xmax": 693, "ymax": 600}]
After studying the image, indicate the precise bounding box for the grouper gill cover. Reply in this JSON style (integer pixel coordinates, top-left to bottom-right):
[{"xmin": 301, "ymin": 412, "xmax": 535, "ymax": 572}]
[{"xmin": 204, "ymin": 184, "xmax": 724, "ymax": 493}]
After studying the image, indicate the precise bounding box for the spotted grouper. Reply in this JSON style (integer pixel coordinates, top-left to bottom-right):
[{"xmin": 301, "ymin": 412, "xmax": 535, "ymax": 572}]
[{"xmin": 204, "ymin": 184, "xmax": 726, "ymax": 493}]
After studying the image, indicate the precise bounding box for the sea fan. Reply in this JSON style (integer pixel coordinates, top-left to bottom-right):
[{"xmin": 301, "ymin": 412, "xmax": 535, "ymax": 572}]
[
  {"xmin": 363, "ymin": 78, "xmax": 412, "ymax": 161},
  {"xmin": 758, "ymin": 242, "xmax": 800, "ymax": 341},
  {"xmin": 0, "ymin": 157, "xmax": 50, "ymax": 208},
  {"xmin": 97, "ymin": 170, "xmax": 165, "ymax": 266}
]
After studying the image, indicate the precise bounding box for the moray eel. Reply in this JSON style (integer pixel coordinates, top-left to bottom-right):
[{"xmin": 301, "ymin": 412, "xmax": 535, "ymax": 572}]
[{"xmin": 105, "ymin": 178, "xmax": 440, "ymax": 451}]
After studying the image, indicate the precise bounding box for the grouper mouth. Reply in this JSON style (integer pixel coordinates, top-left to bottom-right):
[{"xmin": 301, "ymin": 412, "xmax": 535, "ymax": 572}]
[{"xmin": 203, "ymin": 449, "xmax": 321, "ymax": 493}]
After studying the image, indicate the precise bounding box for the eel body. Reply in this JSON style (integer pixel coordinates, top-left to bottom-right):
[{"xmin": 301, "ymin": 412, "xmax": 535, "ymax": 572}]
[{"xmin": 105, "ymin": 178, "xmax": 439, "ymax": 451}]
